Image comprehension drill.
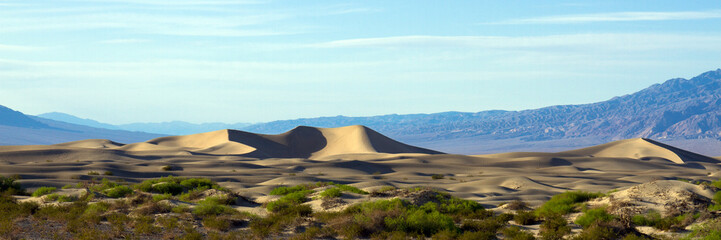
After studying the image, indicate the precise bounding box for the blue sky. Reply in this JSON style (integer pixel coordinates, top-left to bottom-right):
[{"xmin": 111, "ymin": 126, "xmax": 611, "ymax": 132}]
[{"xmin": 1, "ymin": 0, "xmax": 721, "ymax": 124}]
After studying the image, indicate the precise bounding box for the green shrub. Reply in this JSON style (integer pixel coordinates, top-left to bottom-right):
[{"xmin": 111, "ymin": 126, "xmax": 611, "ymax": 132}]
[
  {"xmin": 539, "ymin": 214, "xmax": 571, "ymax": 240},
  {"xmin": 62, "ymin": 184, "xmax": 73, "ymax": 189},
  {"xmin": 320, "ymin": 188, "xmax": 342, "ymax": 199},
  {"xmin": 180, "ymin": 178, "xmax": 215, "ymax": 190},
  {"xmin": 193, "ymin": 197, "xmax": 237, "ymax": 217},
  {"xmin": 104, "ymin": 185, "xmax": 133, "ymax": 198},
  {"xmin": 103, "ymin": 171, "xmax": 113, "ymax": 176},
  {"xmin": 575, "ymin": 207, "xmax": 615, "ymax": 228},
  {"xmin": 44, "ymin": 193, "xmax": 75, "ymax": 202},
  {"xmin": 269, "ymin": 185, "xmax": 310, "ymax": 195},
  {"xmin": 431, "ymin": 174, "xmax": 444, "ymax": 180},
  {"xmin": 87, "ymin": 171, "xmax": 100, "ymax": 175},
  {"xmin": 153, "ymin": 182, "xmax": 184, "ymax": 195},
  {"xmin": 571, "ymin": 223, "xmax": 619, "ymax": 240},
  {"xmin": 684, "ymin": 218, "xmax": 721, "ymax": 240},
  {"xmin": 85, "ymin": 202, "xmax": 110, "ymax": 215},
  {"xmin": 460, "ymin": 218, "xmax": 505, "ymax": 233},
  {"xmin": 385, "ymin": 208, "xmax": 456, "ymax": 236},
  {"xmin": 334, "ymin": 184, "xmax": 368, "ymax": 194},
  {"xmin": 32, "ymin": 187, "xmax": 57, "ymax": 197},
  {"xmin": 202, "ymin": 216, "xmax": 231, "ymax": 231},
  {"xmin": 153, "ymin": 193, "xmax": 174, "ymax": 202},
  {"xmin": 91, "ymin": 178, "xmax": 119, "ymax": 192},
  {"xmin": 515, "ymin": 210, "xmax": 537, "ymax": 225},
  {"xmin": 536, "ymin": 191, "xmax": 603, "ymax": 217},
  {"xmin": 632, "ymin": 210, "xmax": 661, "ymax": 226},
  {"xmin": 0, "ymin": 175, "xmax": 24, "ymax": 194},
  {"xmin": 502, "ymin": 226, "xmax": 536, "ymax": 240}
]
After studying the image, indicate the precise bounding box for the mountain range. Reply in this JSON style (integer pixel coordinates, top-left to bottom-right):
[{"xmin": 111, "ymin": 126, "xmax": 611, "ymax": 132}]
[{"xmin": 4, "ymin": 68, "xmax": 721, "ymax": 155}]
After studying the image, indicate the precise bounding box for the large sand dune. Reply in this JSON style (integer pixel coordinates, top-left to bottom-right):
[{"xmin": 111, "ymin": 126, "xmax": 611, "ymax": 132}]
[{"xmin": 0, "ymin": 125, "xmax": 719, "ymax": 208}]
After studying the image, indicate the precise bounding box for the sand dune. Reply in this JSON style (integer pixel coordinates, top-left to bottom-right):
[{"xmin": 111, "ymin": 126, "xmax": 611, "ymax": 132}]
[
  {"xmin": 0, "ymin": 125, "xmax": 719, "ymax": 209},
  {"xmin": 561, "ymin": 138, "xmax": 718, "ymax": 164},
  {"xmin": 116, "ymin": 125, "xmax": 440, "ymax": 159}
]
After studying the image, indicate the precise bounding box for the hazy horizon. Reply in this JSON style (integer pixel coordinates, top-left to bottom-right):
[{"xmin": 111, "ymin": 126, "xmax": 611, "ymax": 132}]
[{"xmin": 2, "ymin": 0, "xmax": 721, "ymax": 124}]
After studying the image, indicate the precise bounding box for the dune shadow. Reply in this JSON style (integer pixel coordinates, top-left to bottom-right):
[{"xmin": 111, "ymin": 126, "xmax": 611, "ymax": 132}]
[{"xmin": 331, "ymin": 160, "xmax": 395, "ymax": 174}]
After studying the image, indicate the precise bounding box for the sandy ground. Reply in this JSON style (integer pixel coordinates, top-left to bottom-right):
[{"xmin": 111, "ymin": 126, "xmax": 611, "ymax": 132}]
[{"xmin": 1, "ymin": 125, "xmax": 719, "ymax": 210}]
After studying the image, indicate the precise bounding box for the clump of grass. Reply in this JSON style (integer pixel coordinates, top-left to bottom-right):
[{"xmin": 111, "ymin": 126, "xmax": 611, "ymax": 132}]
[
  {"xmin": 103, "ymin": 185, "xmax": 133, "ymax": 198},
  {"xmin": 87, "ymin": 171, "xmax": 100, "ymax": 175},
  {"xmin": 153, "ymin": 193, "xmax": 174, "ymax": 202},
  {"xmin": 193, "ymin": 197, "xmax": 238, "ymax": 217},
  {"xmin": 320, "ymin": 188, "xmax": 342, "ymax": 199},
  {"xmin": 269, "ymin": 185, "xmax": 311, "ymax": 196},
  {"xmin": 333, "ymin": 183, "xmax": 368, "ymax": 194},
  {"xmin": 266, "ymin": 190, "xmax": 313, "ymax": 214},
  {"xmin": 62, "ymin": 184, "xmax": 74, "ymax": 189},
  {"xmin": 161, "ymin": 165, "xmax": 173, "ymax": 171},
  {"xmin": 44, "ymin": 193, "xmax": 75, "ymax": 202},
  {"xmin": 102, "ymin": 171, "xmax": 113, "ymax": 176},
  {"xmin": 431, "ymin": 174, "xmax": 444, "ymax": 180},
  {"xmin": 134, "ymin": 176, "xmax": 224, "ymax": 196},
  {"xmin": 501, "ymin": 226, "xmax": 536, "ymax": 240},
  {"xmin": 575, "ymin": 207, "xmax": 615, "ymax": 228},
  {"xmin": 535, "ymin": 191, "xmax": 603, "ymax": 217},
  {"xmin": 32, "ymin": 186, "xmax": 57, "ymax": 197}
]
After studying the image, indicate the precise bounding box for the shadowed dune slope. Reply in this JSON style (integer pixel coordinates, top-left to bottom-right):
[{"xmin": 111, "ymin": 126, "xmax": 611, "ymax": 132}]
[
  {"xmin": 560, "ymin": 138, "xmax": 719, "ymax": 164},
  {"xmin": 120, "ymin": 125, "xmax": 442, "ymax": 159}
]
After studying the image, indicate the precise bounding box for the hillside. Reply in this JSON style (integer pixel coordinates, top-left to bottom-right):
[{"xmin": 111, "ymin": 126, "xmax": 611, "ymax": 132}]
[{"xmin": 0, "ymin": 105, "xmax": 164, "ymax": 145}]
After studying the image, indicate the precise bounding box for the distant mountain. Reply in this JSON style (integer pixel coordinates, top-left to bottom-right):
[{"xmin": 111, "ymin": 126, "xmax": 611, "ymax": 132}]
[
  {"xmin": 0, "ymin": 105, "xmax": 164, "ymax": 145},
  {"xmin": 117, "ymin": 121, "xmax": 251, "ymax": 136},
  {"xmin": 22, "ymin": 69, "xmax": 721, "ymax": 156},
  {"xmin": 0, "ymin": 105, "xmax": 49, "ymax": 129},
  {"xmin": 238, "ymin": 69, "xmax": 721, "ymax": 155},
  {"xmin": 37, "ymin": 112, "xmax": 119, "ymax": 130},
  {"xmin": 37, "ymin": 113, "xmax": 250, "ymax": 136}
]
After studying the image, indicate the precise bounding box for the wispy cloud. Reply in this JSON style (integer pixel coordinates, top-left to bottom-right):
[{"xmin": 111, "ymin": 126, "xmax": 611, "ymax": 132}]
[
  {"xmin": 0, "ymin": 43, "xmax": 40, "ymax": 51},
  {"xmin": 490, "ymin": 10, "xmax": 721, "ymax": 24},
  {"xmin": 100, "ymin": 39, "xmax": 150, "ymax": 44},
  {"xmin": 312, "ymin": 34, "xmax": 721, "ymax": 51}
]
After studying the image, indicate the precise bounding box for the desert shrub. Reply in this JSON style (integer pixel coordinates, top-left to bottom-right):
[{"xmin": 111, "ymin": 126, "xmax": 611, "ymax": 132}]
[
  {"xmin": 458, "ymin": 231, "xmax": 496, "ymax": 240},
  {"xmin": 153, "ymin": 193, "xmax": 174, "ymax": 202},
  {"xmin": 0, "ymin": 175, "xmax": 24, "ymax": 195},
  {"xmin": 320, "ymin": 187, "xmax": 342, "ymax": 199},
  {"xmin": 575, "ymin": 207, "xmax": 615, "ymax": 228},
  {"xmin": 505, "ymin": 199, "xmax": 529, "ymax": 210},
  {"xmin": 134, "ymin": 201, "xmax": 172, "ymax": 215},
  {"xmin": 161, "ymin": 165, "xmax": 173, "ymax": 171},
  {"xmin": 631, "ymin": 210, "xmax": 662, "ymax": 226},
  {"xmin": 203, "ymin": 216, "xmax": 231, "ymax": 231},
  {"xmin": 385, "ymin": 208, "xmax": 456, "ymax": 236},
  {"xmin": 90, "ymin": 178, "xmax": 119, "ymax": 192},
  {"xmin": 571, "ymin": 223, "xmax": 619, "ymax": 240},
  {"xmin": 431, "ymin": 174, "xmax": 444, "ymax": 180},
  {"xmin": 539, "ymin": 213, "xmax": 571, "ymax": 240},
  {"xmin": 709, "ymin": 191, "xmax": 721, "ymax": 211},
  {"xmin": 172, "ymin": 204, "xmax": 191, "ymax": 213},
  {"xmin": 103, "ymin": 171, "xmax": 113, "ymax": 176},
  {"xmin": 684, "ymin": 218, "xmax": 721, "ymax": 240},
  {"xmin": 180, "ymin": 178, "xmax": 215, "ymax": 190},
  {"xmin": 502, "ymin": 226, "xmax": 536, "ymax": 240},
  {"xmin": 270, "ymin": 185, "xmax": 311, "ymax": 195},
  {"xmin": 333, "ymin": 183, "xmax": 368, "ymax": 194},
  {"xmin": 515, "ymin": 210, "xmax": 537, "ymax": 225},
  {"xmin": 460, "ymin": 217, "xmax": 506, "ymax": 233},
  {"xmin": 44, "ymin": 193, "xmax": 75, "ymax": 202},
  {"xmin": 87, "ymin": 171, "xmax": 100, "ymax": 175},
  {"xmin": 536, "ymin": 191, "xmax": 603, "ymax": 217},
  {"xmin": 62, "ymin": 184, "xmax": 73, "ymax": 189},
  {"xmin": 153, "ymin": 182, "xmax": 184, "ymax": 195},
  {"xmin": 85, "ymin": 202, "xmax": 110, "ymax": 215},
  {"xmin": 104, "ymin": 185, "xmax": 133, "ymax": 198},
  {"xmin": 32, "ymin": 186, "xmax": 57, "ymax": 197},
  {"xmin": 193, "ymin": 197, "xmax": 237, "ymax": 217},
  {"xmin": 266, "ymin": 190, "xmax": 313, "ymax": 214}
]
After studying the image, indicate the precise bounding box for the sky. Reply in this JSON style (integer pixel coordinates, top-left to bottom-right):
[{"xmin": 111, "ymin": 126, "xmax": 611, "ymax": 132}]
[{"xmin": 1, "ymin": 0, "xmax": 721, "ymax": 124}]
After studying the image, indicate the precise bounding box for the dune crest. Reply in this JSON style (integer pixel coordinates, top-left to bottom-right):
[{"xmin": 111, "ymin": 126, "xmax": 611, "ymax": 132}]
[
  {"xmin": 560, "ymin": 138, "xmax": 717, "ymax": 164},
  {"xmin": 118, "ymin": 125, "xmax": 440, "ymax": 159}
]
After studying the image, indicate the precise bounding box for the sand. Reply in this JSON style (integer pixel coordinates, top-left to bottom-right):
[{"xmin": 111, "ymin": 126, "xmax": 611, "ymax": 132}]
[{"xmin": 0, "ymin": 126, "xmax": 719, "ymax": 210}]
